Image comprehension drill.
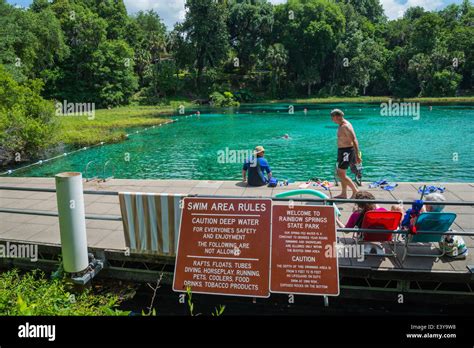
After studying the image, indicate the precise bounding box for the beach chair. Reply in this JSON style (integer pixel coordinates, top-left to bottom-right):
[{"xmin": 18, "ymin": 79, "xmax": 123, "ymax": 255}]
[
  {"xmin": 402, "ymin": 212, "xmax": 457, "ymax": 262},
  {"xmin": 118, "ymin": 192, "xmax": 185, "ymax": 256},
  {"xmin": 354, "ymin": 211, "xmax": 402, "ymax": 257}
]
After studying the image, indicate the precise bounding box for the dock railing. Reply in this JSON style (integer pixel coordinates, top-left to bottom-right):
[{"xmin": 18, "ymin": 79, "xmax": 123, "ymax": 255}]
[{"xmin": 0, "ymin": 185, "xmax": 473, "ymax": 237}]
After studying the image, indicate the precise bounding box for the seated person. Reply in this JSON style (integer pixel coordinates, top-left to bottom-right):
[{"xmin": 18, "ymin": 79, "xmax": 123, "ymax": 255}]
[
  {"xmin": 336, "ymin": 191, "xmax": 386, "ymax": 228},
  {"xmin": 390, "ymin": 204, "xmax": 404, "ymax": 214},
  {"xmin": 242, "ymin": 146, "xmax": 272, "ymax": 187},
  {"xmin": 401, "ymin": 192, "xmax": 444, "ymax": 230},
  {"xmin": 424, "ymin": 192, "xmax": 446, "ymax": 212}
]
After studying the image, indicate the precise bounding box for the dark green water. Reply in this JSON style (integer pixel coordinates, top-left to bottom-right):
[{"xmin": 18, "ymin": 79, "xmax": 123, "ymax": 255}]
[{"xmin": 10, "ymin": 103, "xmax": 474, "ymax": 182}]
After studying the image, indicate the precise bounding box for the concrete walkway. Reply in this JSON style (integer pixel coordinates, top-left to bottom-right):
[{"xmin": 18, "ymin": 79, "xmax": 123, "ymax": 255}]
[{"xmin": 0, "ymin": 177, "xmax": 473, "ymax": 274}]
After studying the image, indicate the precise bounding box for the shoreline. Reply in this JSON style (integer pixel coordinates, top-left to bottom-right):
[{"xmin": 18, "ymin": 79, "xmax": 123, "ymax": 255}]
[
  {"xmin": 54, "ymin": 97, "xmax": 474, "ymax": 147},
  {"xmin": 2, "ymin": 98, "xmax": 472, "ymax": 170},
  {"xmin": 261, "ymin": 96, "xmax": 474, "ymax": 104}
]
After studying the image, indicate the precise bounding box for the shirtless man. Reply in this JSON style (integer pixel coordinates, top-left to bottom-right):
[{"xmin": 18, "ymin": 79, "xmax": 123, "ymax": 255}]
[{"xmin": 331, "ymin": 109, "xmax": 361, "ymax": 198}]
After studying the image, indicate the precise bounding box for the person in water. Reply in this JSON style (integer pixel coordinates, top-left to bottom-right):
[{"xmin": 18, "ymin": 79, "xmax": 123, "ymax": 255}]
[
  {"xmin": 242, "ymin": 146, "xmax": 272, "ymax": 186},
  {"xmin": 331, "ymin": 109, "xmax": 361, "ymax": 199}
]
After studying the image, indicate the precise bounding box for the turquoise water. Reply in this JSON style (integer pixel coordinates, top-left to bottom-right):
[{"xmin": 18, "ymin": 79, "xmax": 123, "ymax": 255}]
[{"xmin": 9, "ymin": 103, "xmax": 474, "ymax": 182}]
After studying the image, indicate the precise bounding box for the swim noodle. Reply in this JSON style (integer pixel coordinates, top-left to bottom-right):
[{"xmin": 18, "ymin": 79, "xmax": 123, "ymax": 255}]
[{"xmin": 274, "ymin": 189, "xmax": 341, "ymax": 216}]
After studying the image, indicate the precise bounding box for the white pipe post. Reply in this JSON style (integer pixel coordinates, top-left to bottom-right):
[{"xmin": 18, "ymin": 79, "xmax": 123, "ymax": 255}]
[{"xmin": 55, "ymin": 172, "xmax": 89, "ymax": 273}]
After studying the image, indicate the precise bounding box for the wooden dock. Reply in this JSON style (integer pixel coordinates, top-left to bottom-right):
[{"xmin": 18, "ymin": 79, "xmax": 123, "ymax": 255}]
[{"xmin": 0, "ymin": 177, "xmax": 473, "ymax": 300}]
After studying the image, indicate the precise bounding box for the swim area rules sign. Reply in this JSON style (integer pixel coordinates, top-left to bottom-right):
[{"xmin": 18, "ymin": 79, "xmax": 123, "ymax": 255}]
[
  {"xmin": 270, "ymin": 205, "xmax": 339, "ymax": 296},
  {"xmin": 173, "ymin": 197, "xmax": 272, "ymax": 297},
  {"xmin": 173, "ymin": 198, "xmax": 339, "ymax": 298}
]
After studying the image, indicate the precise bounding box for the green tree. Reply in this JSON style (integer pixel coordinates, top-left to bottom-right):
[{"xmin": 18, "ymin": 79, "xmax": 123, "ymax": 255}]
[
  {"xmin": 49, "ymin": 0, "xmax": 136, "ymax": 107},
  {"xmin": 430, "ymin": 70, "xmax": 462, "ymax": 96},
  {"xmin": 274, "ymin": 0, "xmax": 345, "ymax": 96},
  {"xmin": 177, "ymin": 0, "xmax": 230, "ymax": 89},
  {"xmin": 408, "ymin": 38, "xmax": 463, "ymax": 97},
  {"xmin": 92, "ymin": 40, "xmax": 138, "ymax": 106},
  {"xmin": 347, "ymin": 0, "xmax": 385, "ymax": 23},
  {"xmin": 0, "ymin": 65, "xmax": 57, "ymax": 165},
  {"xmin": 442, "ymin": 0, "xmax": 474, "ymax": 90},
  {"xmin": 347, "ymin": 38, "xmax": 387, "ymax": 95},
  {"xmin": 265, "ymin": 43, "xmax": 288, "ymax": 97},
  {"xmin": 0, "ymin": 0, "xmax": 67, "ymax": 82},
  {"xmin": 410, "ymin": 12, "xmax": 443, "ymax": 54},
  {"xmin": 227, "ymin": 0, "xmax": 274, "ymax": 74},
  {"xmin": 127, "ymin": 10, "xmax": 168, "ymax": 88},
  {"xmin": 78, "ymin": 0, "xmax": 129, "ymax": 40}
]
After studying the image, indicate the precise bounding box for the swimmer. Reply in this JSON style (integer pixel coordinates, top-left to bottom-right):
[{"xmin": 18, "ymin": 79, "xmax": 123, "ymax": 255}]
[{"xmin": 282, "ymin": 134, "xmax": 291, "ymax": 140}]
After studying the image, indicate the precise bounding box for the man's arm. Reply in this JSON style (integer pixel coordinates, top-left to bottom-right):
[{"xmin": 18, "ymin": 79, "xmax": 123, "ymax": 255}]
[
  {"xmin": 263, "ymin": 162, "xmax": 272, "ymax": 179},
  {"xmin": 242, "ymin": 161, "xmax": 249, "ymax": 182},
  {"xmin": 345, "ymin": 125, "xmax": 361, "ymax": 163}
]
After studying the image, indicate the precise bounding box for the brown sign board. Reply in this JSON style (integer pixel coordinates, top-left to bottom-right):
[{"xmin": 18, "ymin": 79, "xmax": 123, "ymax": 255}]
[
  {"xmin": 173, "ymin": 197, "xmax": 272, "ymax": 297},
  {"xmin": 270, "ymin": 205, "xmax": 339, "ymax": 296}
]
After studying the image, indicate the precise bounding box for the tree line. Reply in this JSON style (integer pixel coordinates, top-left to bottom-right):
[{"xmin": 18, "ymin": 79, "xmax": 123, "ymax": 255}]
[{"xmin": 0, "ymin": 0, "xmax": 472, "ymax": 108}]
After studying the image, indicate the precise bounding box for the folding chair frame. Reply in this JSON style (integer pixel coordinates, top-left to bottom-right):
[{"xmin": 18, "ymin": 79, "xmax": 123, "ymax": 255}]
[
  {"xmin": 352, "ymin": 232, "xmax": 398, "ymax": 257},
  {"xmin": 402, "ymin": 235, "xmax": 446, "ymax": 262}
]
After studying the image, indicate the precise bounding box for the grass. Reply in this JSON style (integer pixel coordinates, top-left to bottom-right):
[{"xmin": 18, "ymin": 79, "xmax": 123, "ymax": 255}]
[
  {"xmin": 0, "ymin": 269, "xmax": 129, "ymax": 316},
  {"xmin": 262, "ymin": 96, "xmax": 474, "ymax": 104},
  {"xmin": 56, "ymin": 103, "xmax": 194, "ymax": 147}
]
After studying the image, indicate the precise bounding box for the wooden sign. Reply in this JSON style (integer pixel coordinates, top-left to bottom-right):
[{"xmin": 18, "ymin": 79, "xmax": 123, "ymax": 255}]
[
  {"xmin": 270, "ymin": 205, "xmax": 339, "ymax": 296},
  {"xmin": 173, "ymin": 197, "xmax": 272, "ymax": 297}
]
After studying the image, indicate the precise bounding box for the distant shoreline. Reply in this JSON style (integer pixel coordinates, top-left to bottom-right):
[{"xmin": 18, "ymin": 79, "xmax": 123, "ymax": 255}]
[
  {"xmin": 261, "ymin": 96, "xmax": 474, "ymax": 105},
  {"xmin": 2, "ymin": 99, "xmax": 472, "ymax": 170}
]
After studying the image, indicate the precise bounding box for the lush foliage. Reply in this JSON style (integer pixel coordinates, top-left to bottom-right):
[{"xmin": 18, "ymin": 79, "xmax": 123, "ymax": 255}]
[
  {"xmin": 0, "ymin": 65, "xmax": 57, "ymax": 165},
  {"xmin": 209, "ymin": 91, "xmax": 240, "ymax": 107},
  {"xmin": 0, "ymin": 0, "xmax": 471, "ymax": 104},
  {"xmin": 0, "ymin": 269, "xmax": 129, "ymax": 315}
]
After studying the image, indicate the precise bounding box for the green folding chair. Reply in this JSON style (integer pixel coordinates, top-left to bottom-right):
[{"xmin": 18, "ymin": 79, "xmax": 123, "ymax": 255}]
[{"xmin": 402, "ymin": 212, "xmax": 457, "ymax": 262}]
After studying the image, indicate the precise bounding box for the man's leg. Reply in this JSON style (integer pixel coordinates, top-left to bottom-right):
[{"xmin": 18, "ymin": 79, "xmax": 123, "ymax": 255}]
[
  {"xmin": 335, "ymin": 168, "xmax": 348, "ymax": 198},
  {"xmin": 335, "ymin": 168, "xmax": 359, "ymax": 198},
  {"xmin": 346, "ymin": 175, "xmax": 359, "ymax": 198}
]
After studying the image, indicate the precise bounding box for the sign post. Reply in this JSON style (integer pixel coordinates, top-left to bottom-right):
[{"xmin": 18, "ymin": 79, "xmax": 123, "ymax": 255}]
[
  {"xmin": 173, "ymin": 197, "xmax": 272, "ymax": 298},
  {"xmin": 270, "ymin": 205, "xmax": 339, "ymax": 296}
]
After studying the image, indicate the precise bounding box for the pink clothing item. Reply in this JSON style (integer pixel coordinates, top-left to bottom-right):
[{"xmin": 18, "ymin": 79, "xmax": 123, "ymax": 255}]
[{"xmin": 346, "ymin": 207, "xmax": 387, "ymax": 228}]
